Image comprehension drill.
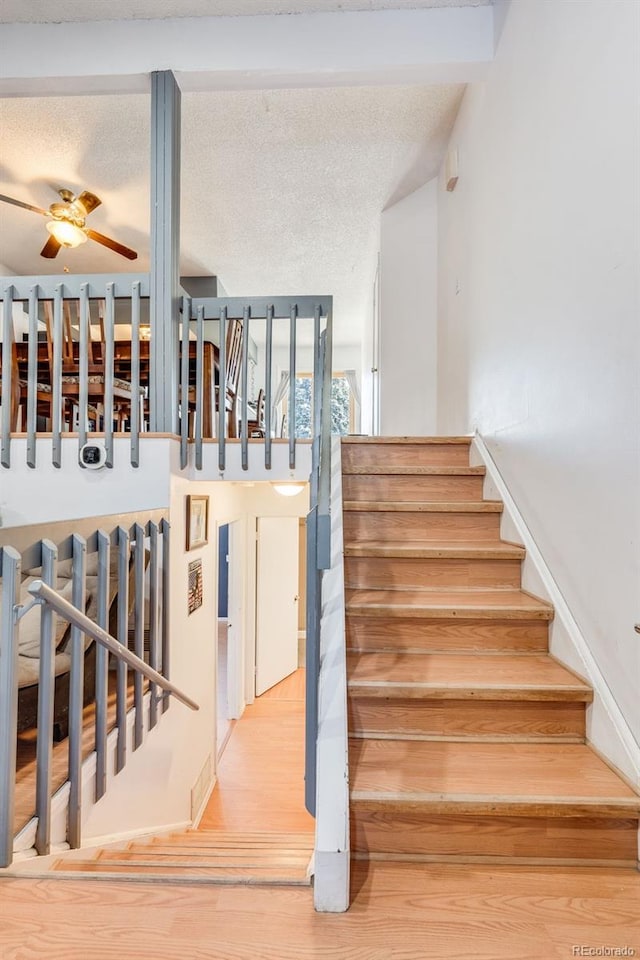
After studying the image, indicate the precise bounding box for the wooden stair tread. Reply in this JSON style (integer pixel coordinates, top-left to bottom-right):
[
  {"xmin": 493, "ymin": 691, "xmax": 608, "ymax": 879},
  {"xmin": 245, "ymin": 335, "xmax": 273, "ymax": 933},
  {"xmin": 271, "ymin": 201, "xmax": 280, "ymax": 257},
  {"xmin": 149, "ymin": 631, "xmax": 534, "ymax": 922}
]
[
  {"xmin": 127, "ymin": 846, "xmax": 311, "ymax": 859},
  {"xmin": 342, "ymin": 437, "xmax": 472, "ymax": 445},
  {"xmin": 344, "ymin": 500, "xmax": 503, "ymax": 513},
  {"xmin": 346, "ymin": 652, "xmax": 592, "ymax": 700},
  {"xmin": 99, "ymin": 851, "xmax": 311, "ymax": 866},
  {"xmin": 344, "ymin": 539, "xmax": 525, "ymax": 559},
  {"xmin": 346, "ymin": 588, "xmax": 554, "ymax": 620},
  {"xmin": 343, "ymin": 465, "xmax": 485, "ymax": 476},
  {"xmin": 52, "ymin": 860, "xmax": 310, "ymax": 882},
  {"xmin": 164, "ymin": 833, "xmax": 313, "ymax": 847},
  {"xmin": 349, "ymin": 740, "xmax": 640, "ymax": 813},
  {"xmin": 52, "ymin": 828, "xmax": 313, "ymax": 884}
]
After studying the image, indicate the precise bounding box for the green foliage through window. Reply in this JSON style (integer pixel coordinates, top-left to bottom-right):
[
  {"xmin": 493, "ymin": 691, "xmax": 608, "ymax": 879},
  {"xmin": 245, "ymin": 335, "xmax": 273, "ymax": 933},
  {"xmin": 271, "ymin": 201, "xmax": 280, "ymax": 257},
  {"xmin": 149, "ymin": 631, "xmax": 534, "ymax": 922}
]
[{"xmin": 293, "ymin": 376, "xmax": 351, "ymax": 438}]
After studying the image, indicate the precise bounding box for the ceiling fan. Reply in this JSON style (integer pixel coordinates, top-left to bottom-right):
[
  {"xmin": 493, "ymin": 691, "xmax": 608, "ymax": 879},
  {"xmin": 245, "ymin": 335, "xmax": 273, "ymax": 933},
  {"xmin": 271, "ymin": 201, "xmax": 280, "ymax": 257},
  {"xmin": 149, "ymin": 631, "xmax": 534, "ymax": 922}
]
[{"xmin": 0, "ymin": 187, "xmax": 138, "ymax": 261}]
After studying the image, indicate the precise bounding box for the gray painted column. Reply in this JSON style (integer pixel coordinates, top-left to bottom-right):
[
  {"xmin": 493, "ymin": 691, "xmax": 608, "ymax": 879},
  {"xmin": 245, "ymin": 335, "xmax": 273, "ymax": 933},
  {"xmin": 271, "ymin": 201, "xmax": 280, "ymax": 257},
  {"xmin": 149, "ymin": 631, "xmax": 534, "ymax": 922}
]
[{"xmin": 150, "ymin": 70, "xmax": 181, "ymax": 433}]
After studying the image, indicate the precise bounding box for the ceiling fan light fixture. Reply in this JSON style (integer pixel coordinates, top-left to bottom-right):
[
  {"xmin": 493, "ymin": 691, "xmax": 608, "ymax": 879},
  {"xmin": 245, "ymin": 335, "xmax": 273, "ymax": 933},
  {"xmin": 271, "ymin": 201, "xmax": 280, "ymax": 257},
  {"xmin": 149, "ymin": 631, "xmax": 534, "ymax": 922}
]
[{"xmin": 46, "ymin": 219, "xmax": 87, "ymax": 248}]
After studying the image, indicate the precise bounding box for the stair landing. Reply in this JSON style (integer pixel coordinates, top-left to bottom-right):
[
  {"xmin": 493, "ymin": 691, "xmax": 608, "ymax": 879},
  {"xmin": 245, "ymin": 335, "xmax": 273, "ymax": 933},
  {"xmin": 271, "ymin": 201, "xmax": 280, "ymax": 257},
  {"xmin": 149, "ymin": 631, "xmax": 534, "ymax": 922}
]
[{"xmin": 51, "ymin": 830, "xmax": 313, "ymax": 885}]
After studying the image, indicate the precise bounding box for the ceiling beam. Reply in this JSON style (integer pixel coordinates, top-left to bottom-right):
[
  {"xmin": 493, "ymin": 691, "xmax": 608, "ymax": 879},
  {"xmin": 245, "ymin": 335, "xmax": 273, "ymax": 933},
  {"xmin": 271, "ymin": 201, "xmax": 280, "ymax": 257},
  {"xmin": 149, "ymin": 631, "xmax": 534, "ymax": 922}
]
[{"xmin": 0, "ymin": 7, "xmax": 494, "ymax": 97}]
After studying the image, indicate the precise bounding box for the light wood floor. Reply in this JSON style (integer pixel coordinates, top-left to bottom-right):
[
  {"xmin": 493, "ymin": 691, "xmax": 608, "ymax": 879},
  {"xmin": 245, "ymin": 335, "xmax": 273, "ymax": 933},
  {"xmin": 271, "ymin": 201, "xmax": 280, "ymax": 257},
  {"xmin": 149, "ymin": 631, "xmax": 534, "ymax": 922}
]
[
  {"xmin": 200, "ymin": 667, "xmax": 314, "ymax": 836},
  {"xmin": 1, "ymin": 861, "xmax": 638, "ymax": 958},
  {"xmin": 4, "ymin": 668, "xmax": 639, "ymax": 953}
]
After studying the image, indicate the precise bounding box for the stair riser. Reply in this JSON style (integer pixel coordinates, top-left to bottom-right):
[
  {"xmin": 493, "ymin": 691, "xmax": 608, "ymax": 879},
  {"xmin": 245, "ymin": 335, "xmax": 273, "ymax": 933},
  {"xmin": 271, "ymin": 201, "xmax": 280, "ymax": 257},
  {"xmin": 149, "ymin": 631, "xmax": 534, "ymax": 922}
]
[
  {"xmin": 346, "ymin": 618, "xmax": 549, "ymax": 653},
  {"xmin": 98, "ymin": 853, "xmax": 311, "ymax": 867},
  {"xmin": 342, "ymin": 474, "xmax": 484, "ymax": 502},
  {"xmin": 348, "ymin": 698, "xmax": 586, "ymax": 740},
  {"xmin": 344, "ymin": 556, "xmax": 522, "ymax": 591},
  {"xmin": 53, "ymin": 862, "xmax": 311, "ymax": 881},
  {"xmin": 350, "ymin": 809, "xmax": 639, "ymax": 864},
  {"xmin": 342, "ymin": 443, "xmax": 470, "ymax": 469},
  {"xmin": 344, "ymin": 511, "xmax": 501, "ymax": 541}
]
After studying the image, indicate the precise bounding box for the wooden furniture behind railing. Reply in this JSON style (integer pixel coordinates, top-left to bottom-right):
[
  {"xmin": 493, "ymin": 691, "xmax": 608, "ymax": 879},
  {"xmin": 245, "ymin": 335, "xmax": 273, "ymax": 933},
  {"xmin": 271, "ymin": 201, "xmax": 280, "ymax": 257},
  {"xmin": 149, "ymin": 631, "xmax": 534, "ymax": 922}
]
[
  {"xmin": 43, "ymin": 301, "xmax": 143, "ymax": 431},
  {"xmin": 0, "ymin": 343, "xmax": 21, "ymax": 431},
  {"xmin": 2, "ymin": 282, "xmax": 333, "ymax": 473},
  {"xmin": 246, "ymin": 388, "xmax": 266, "ymax": 438},
  {"xmin": 187, "ymin": 316, "xmax": 242, "ymax": 438}
]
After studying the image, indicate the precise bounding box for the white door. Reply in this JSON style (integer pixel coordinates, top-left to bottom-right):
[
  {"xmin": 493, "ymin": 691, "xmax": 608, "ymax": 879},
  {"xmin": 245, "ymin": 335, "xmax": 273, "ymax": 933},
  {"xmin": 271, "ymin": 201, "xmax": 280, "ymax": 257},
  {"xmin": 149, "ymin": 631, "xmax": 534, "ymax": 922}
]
[
  {"xmin": 255, "ymin": 516, "xmax": 299, "ymax": 696},
  {"xmin": 226, "ymin": 520, "xmax": 244, "ymax": 718}
]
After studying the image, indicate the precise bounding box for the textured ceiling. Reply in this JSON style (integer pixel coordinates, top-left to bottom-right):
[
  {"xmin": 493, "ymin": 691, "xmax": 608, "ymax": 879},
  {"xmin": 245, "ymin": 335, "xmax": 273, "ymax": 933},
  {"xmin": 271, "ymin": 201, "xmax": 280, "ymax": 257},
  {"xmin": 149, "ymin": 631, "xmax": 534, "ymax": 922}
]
[
  {"xmin": 0, "ymin": 0, "xmax": 491, "ymax": 23},
  {"xmin": 0, "ymin": 84, "xmax": 463, "ymax": 344}
]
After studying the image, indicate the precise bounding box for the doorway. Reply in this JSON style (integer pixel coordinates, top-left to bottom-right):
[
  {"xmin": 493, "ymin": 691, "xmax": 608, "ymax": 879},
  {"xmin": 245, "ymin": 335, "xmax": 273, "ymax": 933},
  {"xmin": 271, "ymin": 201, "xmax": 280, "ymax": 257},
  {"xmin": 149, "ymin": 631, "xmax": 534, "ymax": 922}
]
[
  {"xmin": 216, "ymin": 519, "xmax": 243, "ymax": 758},
  {"xmin": 216, "ymin": 523, "xmax": 231, "ymax": 757},
  {"xmin": 255, "ymin": 516, "xmax": 300, "ymax": 696},
  {"xmin": 202, "ymin": 504, "xmax": 312, "ymax": 839}
]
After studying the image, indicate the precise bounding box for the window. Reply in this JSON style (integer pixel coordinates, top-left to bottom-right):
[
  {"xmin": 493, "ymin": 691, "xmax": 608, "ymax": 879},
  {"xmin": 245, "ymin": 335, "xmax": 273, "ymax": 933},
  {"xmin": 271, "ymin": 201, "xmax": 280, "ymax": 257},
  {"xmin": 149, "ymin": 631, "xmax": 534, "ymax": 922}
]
[{"xmin": 291, "ymin": 373, "xmax": 353, "ymax": 438}]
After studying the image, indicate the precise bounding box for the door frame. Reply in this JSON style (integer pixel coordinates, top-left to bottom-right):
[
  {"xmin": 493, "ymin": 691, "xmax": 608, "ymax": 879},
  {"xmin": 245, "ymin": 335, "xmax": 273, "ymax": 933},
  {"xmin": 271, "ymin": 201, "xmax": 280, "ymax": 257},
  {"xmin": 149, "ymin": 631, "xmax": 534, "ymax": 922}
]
[{"xmin": 225, "ymin": 518, "xmax": 246, "ymax": 719}]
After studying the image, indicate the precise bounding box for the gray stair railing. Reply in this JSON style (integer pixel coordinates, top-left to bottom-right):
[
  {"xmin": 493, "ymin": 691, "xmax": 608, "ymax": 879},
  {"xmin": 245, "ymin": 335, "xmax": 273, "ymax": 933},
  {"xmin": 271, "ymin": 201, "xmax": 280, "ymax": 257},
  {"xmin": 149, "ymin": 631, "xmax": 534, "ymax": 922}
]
[
  {"xmin": 179, "ymin": 295, "xmax": 333, "ymax": 471},
  {"xmin": 304, "ymin": 305, "xmax": 333, "ymax": 817},
  {"xmin": 0, "ymin": 515, "xmax": 196, "ymax": 868}
]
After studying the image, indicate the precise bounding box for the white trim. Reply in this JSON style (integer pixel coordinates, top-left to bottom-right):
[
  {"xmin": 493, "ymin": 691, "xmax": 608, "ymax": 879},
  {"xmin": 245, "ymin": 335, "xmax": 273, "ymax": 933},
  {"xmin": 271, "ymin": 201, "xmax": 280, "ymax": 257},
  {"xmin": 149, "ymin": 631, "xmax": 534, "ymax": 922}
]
[{"xmin": 472, "ymin": 433, "xmax": 640, "ymax": 788}]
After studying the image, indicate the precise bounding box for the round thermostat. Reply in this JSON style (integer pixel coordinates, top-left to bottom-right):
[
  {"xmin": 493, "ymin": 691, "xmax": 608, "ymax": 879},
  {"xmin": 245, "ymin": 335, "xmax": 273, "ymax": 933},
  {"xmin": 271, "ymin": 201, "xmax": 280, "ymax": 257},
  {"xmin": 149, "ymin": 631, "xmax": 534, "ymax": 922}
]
[{"xmin": 79, "ymin": 441, "xmax": 108, "ymax": 470}]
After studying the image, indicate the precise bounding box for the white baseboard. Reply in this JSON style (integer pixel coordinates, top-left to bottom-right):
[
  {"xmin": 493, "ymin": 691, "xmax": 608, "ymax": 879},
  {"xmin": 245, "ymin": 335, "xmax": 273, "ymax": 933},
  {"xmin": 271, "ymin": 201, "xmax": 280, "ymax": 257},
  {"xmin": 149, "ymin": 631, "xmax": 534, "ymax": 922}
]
[
  {"xmin": 191, "ymin": 775, "xmax": 217, "ymax": 830},
  {"xmin": 472, "ymin": 433, "xmax": 640, "ymax": 789},
  {"xmin": 72, "ymin": 819, "xmax": 192, "ymax": 852}
]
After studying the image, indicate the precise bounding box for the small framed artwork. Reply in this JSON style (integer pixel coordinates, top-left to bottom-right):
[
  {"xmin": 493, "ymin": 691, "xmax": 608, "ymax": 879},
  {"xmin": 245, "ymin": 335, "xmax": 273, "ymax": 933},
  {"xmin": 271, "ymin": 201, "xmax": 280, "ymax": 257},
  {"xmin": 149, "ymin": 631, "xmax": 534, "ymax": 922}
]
[
  {"xmin": 186, "ymin": 494, "xmax": 209, "ymax": 551},
  {"xmin": 188, "ymin": 558, "xmax": 203, "ymax": 615}
]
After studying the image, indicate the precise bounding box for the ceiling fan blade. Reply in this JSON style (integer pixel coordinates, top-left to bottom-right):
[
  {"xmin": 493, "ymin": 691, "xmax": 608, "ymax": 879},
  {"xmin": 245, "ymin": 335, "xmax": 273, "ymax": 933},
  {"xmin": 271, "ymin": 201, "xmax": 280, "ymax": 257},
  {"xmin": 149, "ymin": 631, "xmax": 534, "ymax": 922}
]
[
  {"xmin": 86, "ymin": 229, "xmax": 138, "ymax": 261},
  {"xmin": 40, "ymin": 235, "xmax": 62, "ymax": 259},
  {"xmin": 0, "ymin": 193, "xmax": 49, "ymax": 217},
  {"xmin": 77, "ymin": 190, "xmax": 102, "ymax": 215}
]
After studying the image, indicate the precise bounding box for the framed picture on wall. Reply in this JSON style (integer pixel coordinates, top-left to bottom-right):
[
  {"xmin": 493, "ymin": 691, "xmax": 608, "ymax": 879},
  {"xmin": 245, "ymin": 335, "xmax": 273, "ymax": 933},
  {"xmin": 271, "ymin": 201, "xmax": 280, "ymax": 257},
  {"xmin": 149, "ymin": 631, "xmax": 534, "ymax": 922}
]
[
  {"xmin": 188, "ymin": 558, "xmax": 203, "ymax": 614},
  {"xmin": 186, "ymin": 494, "xmax": 209, "ymax": 551}
]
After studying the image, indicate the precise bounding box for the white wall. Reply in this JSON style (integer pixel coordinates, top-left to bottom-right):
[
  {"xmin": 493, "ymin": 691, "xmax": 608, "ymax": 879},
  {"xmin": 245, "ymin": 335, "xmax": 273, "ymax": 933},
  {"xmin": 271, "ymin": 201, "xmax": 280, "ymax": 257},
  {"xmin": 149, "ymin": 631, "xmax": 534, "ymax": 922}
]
[
  {"xmin": 0, "ymin": 438, "xmax": 174, "ymax": 528},
  {"xmin": 437, "ymin": 0, "xmax": 640, "ymax": 741},
  {"xmin": 380, "ymin": 178, "xmax": 438, "ymax": 436},
  {"xmin": 360, "ymin": 262, "xmax": 378, "ymax": 436}
]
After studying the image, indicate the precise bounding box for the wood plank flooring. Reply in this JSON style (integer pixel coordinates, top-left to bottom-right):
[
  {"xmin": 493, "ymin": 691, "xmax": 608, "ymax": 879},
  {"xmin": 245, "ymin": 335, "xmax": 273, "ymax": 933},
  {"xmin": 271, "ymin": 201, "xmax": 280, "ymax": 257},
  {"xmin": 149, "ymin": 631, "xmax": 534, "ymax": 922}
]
[
  {"xmin": 200, "ymin": 668, "xmax": 314, "ymax": 835},
  {"xmin": 1, "ymin": 861, "xmax": 638, "ymax": 959}
]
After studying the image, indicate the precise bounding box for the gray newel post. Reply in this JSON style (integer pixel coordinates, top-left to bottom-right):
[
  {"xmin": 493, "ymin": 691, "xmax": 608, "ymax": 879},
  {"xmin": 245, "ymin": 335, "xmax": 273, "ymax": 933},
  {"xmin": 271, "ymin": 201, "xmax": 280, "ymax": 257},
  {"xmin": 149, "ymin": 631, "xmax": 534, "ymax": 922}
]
[{"xmin": 150, "ymin": 70, "xmax": 181, "ymax": 434}]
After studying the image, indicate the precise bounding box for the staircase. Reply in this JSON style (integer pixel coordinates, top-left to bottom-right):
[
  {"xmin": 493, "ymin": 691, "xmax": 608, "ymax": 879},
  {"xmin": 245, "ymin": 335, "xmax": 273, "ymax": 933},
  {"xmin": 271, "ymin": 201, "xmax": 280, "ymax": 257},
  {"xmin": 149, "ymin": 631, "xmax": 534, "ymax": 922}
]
[
  {"xmin": 51, "ymin": 830, "xmax": 313, "ymax": 884},
  {"xmin": 343, "ymin": 437, "xmax": 640, "ymax": 868}
]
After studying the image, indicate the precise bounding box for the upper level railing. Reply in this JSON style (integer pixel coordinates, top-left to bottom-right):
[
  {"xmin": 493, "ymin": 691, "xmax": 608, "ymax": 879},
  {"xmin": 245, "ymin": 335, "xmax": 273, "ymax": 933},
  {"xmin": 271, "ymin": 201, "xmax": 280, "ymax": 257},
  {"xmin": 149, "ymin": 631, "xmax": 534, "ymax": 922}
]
[
  {"xmin": 1, "ymin": 274, "xmax": 150, "ymax": 470},
  {"xmin": 180, "ymin": 294, "xmax": 333, "ymax": 474},
  {"xmin": 0, "ymin": 274, "xmax": 333, "ymax": 475},
  {"xmin": 0, "ymin": 511, "xmax": 184, "ymax": 868}
]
